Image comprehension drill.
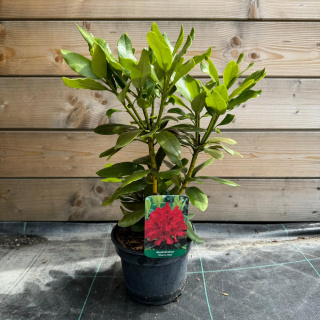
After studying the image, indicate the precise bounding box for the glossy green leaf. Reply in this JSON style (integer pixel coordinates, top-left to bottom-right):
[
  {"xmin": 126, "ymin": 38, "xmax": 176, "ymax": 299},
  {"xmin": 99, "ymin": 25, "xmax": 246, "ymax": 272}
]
[
  {"xmin": 207, "ymin": 136, "xmax": 237, "ymax": 145},
  {"xmin": 204, "ymin": 57, "xmax": 220, "ymax": 85},
  {"xmin": 174, "ymin": 77, "xmax": 192, "ymax": 102},
  {"xmin": 162, "ymin": 32, "xmax": 174, "ymax": 52},
  {"xmin": 229, "ymin": 79, "xmax": 254, "ymax": 100},
  {"xmin": 118, "ymin": 208, "xmax": 145, "ymax": 227},
  {"xmin": 205, "ymin": 91, "xmax": 227, "ymax": 115},
  {"xmin": 169, "ymin": 95, "xmax": 189, "ymax": 108},
  {"xmin": 155, "ymin": 169, "xmax": 181, "ymax": 179},
  {"xmin": 99, "ymin": 147, "xmax": 120, "ymax": 159},
  {"xmin": 101, "ymin": 177, "xmax": 123, "ymax": 183},
  {"xmin": 94, "ymin": 123, "xmax": 135, "ymax": 135},
  {"xmin": 137, "ymin": 97, "xmax": 151, "ymax": 109},
  {"xmin": 147, "ymin": 31, "xmax": 173, "ymax": 71},
  {"xmin": 97, "ymin": 162, "xmax": 144, "ymax": 178},
  {"xmin": 193, "ymin": 46, "xmax": 212, "ymax": 65},
  {"xmin": 62, "ymin": 77, "xmax": 107, "ymax": 90},
  {"xmin": 172, "ymin": 59, "xmax": 195, "ymax": 87},
  {"xmin": 197, "ymin": 176, "xmax": 240, "ymax": 187},
  {"xmin": 242, "ymin": 68, "xmax": 266, "ymax": 86},
  {"xmin": 76, "ymin": 24, "xmax": 94, "ymax": 51},
  {"xmin": 155, "ymin": 147, "xmax": 166, "ymax": 170},
  {"xmin": 168, "ymin": 124, "xmax": 207, "ymax": 132},
  {"xmin": 155, "ymin": 131, "xmax": 181, "ymax": 159},
  {"xmin": 61, "ymin": 50, "xmax": 98, "ymax": 79},
  {"xmin": 131, "ymin": 49, "xmax": 151, "ymax": 88},
  {"xmin": 168, "ymin": 108, "xmax": 185, "ymax": 116},
  {"xmin": 121, "ymin": 169, "xmax": 151, "ymax": 188},
  {"xmin": 213, "ymin": 84, "xmax": 228, "ymax": 102},
  {"xmin": 218, "ymin": 114, "xmax": 235, "ymax": 126},
  {"xmin": 228, "ymin": 90, "xmax": 262, "ymax": 110},
  {"xmin": 187, "ymin": 221, "xmax": 204, "ymax": 243},
  {"xmin": 192, "ymin": 158, "xmax": 214, "ymax": 177},
  {"xmin": 117, "ymin": 82, "xmax": 131, "ymax": 103},
  {"xmin": 204, "ymin": 148, "xmax": 224, "ymax": 159},
  {"xmin": 117, "ymin": 34, "xmax": 137, "ymax": 61},
  {"xmin": 173, "ymin": 25, "xmax": 184, "ymax": 55},
  {"xmin": 223, "ymin": 60, "xmax": 239, "ymax": 88},
  {"xmin": 186, "ymin": 75, "xmax": 200, "ymax": 100},
  {"xmin": 92, "ymin": 42, "xmax": 107, "ymax": 79},
  {"xmin": 191, "ymin": 91, "xmax": 206, "ymax": 113},
  {"xmin": 115, "ymin": 130, "xmax": 142, "ymax": 148},
  {"xmin": 185, "ymin": 186, "xmax": 208, "ymax": 212},
  {"xmin": 236, "ymin": 53, "xmax": 245, "ymax": 64},
  {"xmin": 106, "ymin": 109, "xmax": 121, "ymax": 119}
]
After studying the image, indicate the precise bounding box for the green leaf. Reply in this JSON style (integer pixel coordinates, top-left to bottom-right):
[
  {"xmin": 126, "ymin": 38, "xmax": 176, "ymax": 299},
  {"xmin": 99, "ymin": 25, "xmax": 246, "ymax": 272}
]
[
  {"xmin": 131, "ymin": 49, "xmax": 151, "ymax": 88},
  {"xmin": 223, "ymin": 60, "xmax": 239, "ymax": 88},
  {"xmin": 94, "ymin": 123, "xmax": 135, "ymax": 135},
  {"xmin": 207, "ymin": 136, "xmax": 237, "ymax": 145},
  {"xmin": 205, "ymin": 91, "xmax": 227, "ymax": 115},
  {"xmin": 101, "ymin": 177, "xmax": 123, "ymax": 183},
  {"xmin": 99, "ymin": 147, "xmax": 120, "ymax": 160},
  {"xmin": 106, "ymin": 109, "xmax": 121, "ymax": 119},
  {"xmin": 97, "ymin": 162, "xmax": 144, "ymax": 178},
  {"xmin": 133, "ymin": 155, "xmax": 151, "ymax": 165},
  {"xmin": 76, "ymin": 24, "xmax": 94, "ymax": 51},
  {"xmin": 137, "ymin": 97, "xmax": 151, "ymax": 109},
  {"xmin": 186, "ymin": 75, "xmax": 200, "ymax": 100},
  {"xmin": 147, "ymin": 31, "xmax": 173, "ymax": 71},
  {"xmin": 162, "ymin": 32, "xmax": 174, "ymax": 52},
  {"xmin": 229, "ymin": 79, "xmax": 254, "ymax": 100},
  {"xmin": 188, "ymin": 213, "xmax": 195, "ymax": 220},
  {"xmin": 191, "ymin": 91, "xmax": 206, "ymax": 114},
  {"xmin": 118, "ymin": 208, "xmax": 145, "ymax": 227},
  {"xmin": 228, "ymin": 90, "xmax": 262, "ymax": 110},
  {"xmin": 204, "ymin": 148, "xmax": 224, "ymax": 159},
  {"xmin": 218, "ymin": 114, "xmax": 235, "ymax": 126},
  {"xmin": 169, "ymin": 95, "xmax": 189, "ymax": 108},
  {"xmin": 121, "ymin": 169, "xmax": 151, "ymax": 188},
  {"xmin": 242, "ymin": 68, "xmax": 266, "ymax": 86},
  {"xmin": 117, "ymin": 34, "xmax": 137, "ymax": 61},
  {"xmin": 62, "ymin": 77, "xmax": 106, "ymax": 90},
  {"xmin": 61, "ymin": 50, "xmax": 98, "ymax": 79},
  {"xmin": 155, "ymin": 147, "xmax": 166, "ymax": 170},
  {"xmin": 131, "ymin": 219, "xmax": 145, "ymax": 232},
  {"xmin": 172, "ymin": 59, "xmax": 195, "ymax": 87},
  {"xmin": 168, "ymin": 108, "xmax": 185, "ymax": 116},
  {"xmin": 103, "ymin": 181, "xmax": 147, "ymax": 206},
  {"xmin": 117, "ymin": 82, "xmax": 131, "ymax": 103},
  {"xmin": 155, "ymin": 131, "xmax": 181, "ymax": 159},
  {"xmin": 170, "ymin": 27, "xmax": 194, "ymax": 72},
  {"xmin": 192, "ymin": 158, "xmax": 214, "ymax": 177},
  {"xmin": 197, "ymin": 176, "xmax": 240, "ymax": 187},
  {"xmin": 173, "ymin": 25, "xmax": 184, "ymax": 55},
  {"xmin": 193, "ymin": 46, "xmax": 212, "ymax": 65},
  {"xmin": 155, "ymin": 169, "xmax": 181, "ymax": 179},
  {"xmin": 204, "ymin": 57, "xmax": 220, "ymax": 85},
  {"xmin": 185, "ymin": 186, "xmax": 208, "ymax": 212},
  {"xmin": 236, "ymin": 53, "xmax": 245, "ymax": 64},
  {"xmin": 92, "ymin": 42, "xmax": 107, "ymax": 79},
  {"xmin": 187, "ymin": 221, "xmax": 204, "ymax": 243},
  {"xmin": 94, "ymin": 37, "xmax": 122, "ymax": 70},
  {"xmin": 168, "ymin": 124, "xmax": 207, "ymax": 132},
  {"xmin": 213, "ymin": 85, "xmax": 228, "ymax": 102},
  {"xmin": 115, "ymin": 129, "xmax": 142, "ymax": 148}
]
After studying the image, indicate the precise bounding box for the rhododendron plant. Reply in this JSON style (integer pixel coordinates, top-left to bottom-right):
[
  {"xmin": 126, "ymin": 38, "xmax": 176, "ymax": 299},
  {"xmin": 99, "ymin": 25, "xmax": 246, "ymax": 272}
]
[{"xmin": 61, "ymin": 23, "xmax": 265, "ymax": 244}]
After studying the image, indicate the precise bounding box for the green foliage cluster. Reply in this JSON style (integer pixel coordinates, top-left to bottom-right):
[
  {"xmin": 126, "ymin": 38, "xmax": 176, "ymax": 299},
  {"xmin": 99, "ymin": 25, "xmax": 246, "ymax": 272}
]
[{"xmin": 61, "ymin": 23, "xmax": 265, "ymax": 243}]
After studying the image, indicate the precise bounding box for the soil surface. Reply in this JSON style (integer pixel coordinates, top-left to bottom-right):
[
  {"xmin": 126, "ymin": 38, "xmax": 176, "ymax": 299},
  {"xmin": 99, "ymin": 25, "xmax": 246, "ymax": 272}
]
[
  {"xmin": 0, "ymin": 234, "xmax": 48, "ymax": 250},
  {"xmin": 116, "ymin": 227, "xmax": 144, "ymax": 252}
]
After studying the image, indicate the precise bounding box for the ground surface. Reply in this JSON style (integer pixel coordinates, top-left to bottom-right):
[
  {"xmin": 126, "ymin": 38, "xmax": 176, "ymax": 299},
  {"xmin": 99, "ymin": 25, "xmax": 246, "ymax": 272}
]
[{"xmin": 0, "ymin": 222, "xmax": 319, "ymax": 320}]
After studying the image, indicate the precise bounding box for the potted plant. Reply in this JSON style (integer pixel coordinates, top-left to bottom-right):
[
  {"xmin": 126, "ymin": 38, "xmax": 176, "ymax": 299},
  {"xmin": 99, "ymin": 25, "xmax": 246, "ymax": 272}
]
[{"xmin": 61, "ymin": 22, "xmax": 265, "ymax": 305}]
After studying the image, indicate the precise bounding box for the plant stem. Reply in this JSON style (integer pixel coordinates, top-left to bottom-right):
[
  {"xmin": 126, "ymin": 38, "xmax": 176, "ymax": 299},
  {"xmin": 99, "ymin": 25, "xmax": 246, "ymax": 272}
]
[
  {"xmin": 125, "ymin": 95, "xmax": 145, "ymax": 129},
  {"xmin": 148, "ymin": 138, "xmax": 158, "ymax": 194},
  {"xmin": 200, "ymin": 113, "xmax": 219, "ymax": 144},
  {"xmin": 155, "ymin": 73, "xmax": 168, "ymax": 129}
]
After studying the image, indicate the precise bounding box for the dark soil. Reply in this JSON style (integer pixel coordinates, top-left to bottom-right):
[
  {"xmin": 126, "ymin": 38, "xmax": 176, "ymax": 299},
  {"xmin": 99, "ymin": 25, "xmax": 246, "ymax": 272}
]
[
  {"xmin": 116, "ymin": 227, "xmax": 144, "ymax": 252},
  {"xmin": 0, "ymin": 234, "xmax": 48, "ymax": 250}
]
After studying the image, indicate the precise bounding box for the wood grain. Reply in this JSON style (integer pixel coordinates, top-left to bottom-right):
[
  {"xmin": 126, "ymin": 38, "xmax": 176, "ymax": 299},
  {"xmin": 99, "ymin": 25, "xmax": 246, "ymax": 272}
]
[
  {"xmin": 1, "ymin": 21, "xmax": 320, "ymax": 76},
  {"xmin": 1, "ymin": 0, "xmax": 320, "ymax": 20},
  {"xmin": 1, "ymin": 131, "xmax": 319, "ymax": 178},
  {"xmin": 1, "ymin": 178, "xmax": 319, "ymax": 221},
  {"xmin": 0, "ymin": 77, "xmax": 319, "ymax": 129}
]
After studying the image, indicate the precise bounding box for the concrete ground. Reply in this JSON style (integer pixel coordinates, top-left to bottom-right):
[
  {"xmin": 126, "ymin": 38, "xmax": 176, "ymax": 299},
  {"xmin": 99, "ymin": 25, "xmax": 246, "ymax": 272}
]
[{"xmin": 0, "ymin": 222, "xmax": 320, "ymax": 320}]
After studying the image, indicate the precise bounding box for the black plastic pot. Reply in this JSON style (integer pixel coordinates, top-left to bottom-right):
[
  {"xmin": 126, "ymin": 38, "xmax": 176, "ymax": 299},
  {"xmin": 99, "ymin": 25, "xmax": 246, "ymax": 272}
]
[{"xmin": 111, "ymin": 224, "xmax": 192, "ymax": 305}]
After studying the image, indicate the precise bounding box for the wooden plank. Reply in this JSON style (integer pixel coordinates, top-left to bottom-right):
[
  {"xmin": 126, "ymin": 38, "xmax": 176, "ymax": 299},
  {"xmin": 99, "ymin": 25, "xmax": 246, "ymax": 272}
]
[
  {"xmin": 0, "ymin": 77, "xmax": 319, "ymax": 129},
  {"xmin": 0, "ymin": 178, "xmax": 319, "ymax": 221},
  {"xmin": 1, "ymin": 0, "xmax": 320, "ymax": 20},
  {"xmin": 1, "ymin": 21, "xmax": 320, "ymax": 76},
  {"xmin": 0, "ymin": 131, "xmax": 319, "ymax": 178}
]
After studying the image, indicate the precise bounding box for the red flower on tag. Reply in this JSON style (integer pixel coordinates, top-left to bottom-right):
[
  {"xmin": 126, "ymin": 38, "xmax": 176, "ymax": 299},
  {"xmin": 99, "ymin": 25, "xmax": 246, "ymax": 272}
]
[{"xmin": 145, "ymin": 202, "xmax": 187, "ymax": 246}]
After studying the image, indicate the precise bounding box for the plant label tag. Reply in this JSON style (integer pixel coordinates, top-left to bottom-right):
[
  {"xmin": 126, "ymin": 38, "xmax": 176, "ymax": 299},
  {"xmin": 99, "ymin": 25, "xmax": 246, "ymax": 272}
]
[{"xmin": 144, "ymin": 195, "xmax": 189, "ymax": 258}]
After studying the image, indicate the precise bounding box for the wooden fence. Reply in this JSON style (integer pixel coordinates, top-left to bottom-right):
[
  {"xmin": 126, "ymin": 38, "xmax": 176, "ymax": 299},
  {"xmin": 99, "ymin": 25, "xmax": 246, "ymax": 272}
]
[{"xmin": 0, "ymin": 1, "xmax": 319, "ymax": 221}]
